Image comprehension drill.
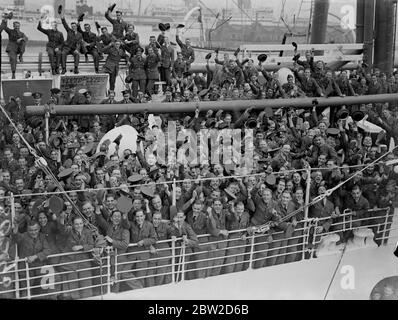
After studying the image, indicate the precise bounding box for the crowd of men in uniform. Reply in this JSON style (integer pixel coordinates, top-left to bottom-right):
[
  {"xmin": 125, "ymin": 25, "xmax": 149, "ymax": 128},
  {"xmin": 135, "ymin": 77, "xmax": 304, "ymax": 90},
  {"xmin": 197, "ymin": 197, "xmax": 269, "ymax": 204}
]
[{"xmin": 1, "ymin": 5, "xmax": 398, "ymax": 300}]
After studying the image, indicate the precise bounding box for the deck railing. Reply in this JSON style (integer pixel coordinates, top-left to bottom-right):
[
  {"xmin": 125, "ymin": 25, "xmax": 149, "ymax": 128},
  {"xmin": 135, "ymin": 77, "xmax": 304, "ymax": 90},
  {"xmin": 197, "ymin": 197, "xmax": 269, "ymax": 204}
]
[{"xmin": 0, "ymin": 207, "xmax": 395, "ymax": 300}]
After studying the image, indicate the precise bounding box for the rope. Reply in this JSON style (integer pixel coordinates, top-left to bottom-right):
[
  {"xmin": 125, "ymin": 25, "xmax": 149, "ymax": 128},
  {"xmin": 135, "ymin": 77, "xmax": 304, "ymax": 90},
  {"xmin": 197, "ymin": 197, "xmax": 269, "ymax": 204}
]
[
  {"xmin": 253, "ymin": 144, "xmax": 398, "ymax": 233},
  {"xmin": 0, "ymin": 103, "xmax": 98, "ymax": 233},
  {"xmin": 323, "ymin": 243, "xmax": 347, "ymax": 300}
]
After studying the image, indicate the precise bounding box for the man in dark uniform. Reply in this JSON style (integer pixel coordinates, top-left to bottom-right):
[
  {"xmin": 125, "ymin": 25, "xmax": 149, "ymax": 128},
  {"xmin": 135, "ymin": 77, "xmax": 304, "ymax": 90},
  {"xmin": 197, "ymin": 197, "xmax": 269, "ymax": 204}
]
[
  {"xmin": 115, "ymin": 90, "xmax": 135, "ymax": 126},
  {"xmin": 1, "ymin": 18, "xmax": 28, "ymax": 79},
  {"xmin": 60, "ymin": 12, "xmax": 83, "ymax": 74},
  {"xmin": 172, "ymin": 52, "xmax": 187, "ymax": 92},
  {"xmin": 145, "ymin": 47, "xmax": 161, "ymax": 96},
  {"xmin": 4, "ymin": 96, "xmax": 26, "ymax": 124},
  {"xmin": 101, "ymin": 40, "xmax": 129, "ymax": 91},
  {"xmin": 296, "ymin": 68, "xmax": 323, "ymax": 97},
  {"xmin": 37, "ymin": 20, "xmax": 64, "ymax": 75},
  {"xmin": 159, "ymin": 36, "xmax": 174, "ymax": 91},
  {"xmin": 145, "ymin": 36, "xmax": 160, "ymax": 55},
  {"xmin": 176, "ymin": 28, "xmax": 195, "ymax": 70},
  {"xmin": 128, "ymin": 47, "xmax": 147, "ymax": 98},
  {"xmin": 11, "ymin": 220, "xmax": 51, "ymax": 297},
  {"xmin": 105, "ymin": 9, "xmax": 128, "ymax": 40},
  {"xmin": 122, "ymin": 24, "xmax": 140, "ymax": 55},
  {"xmin": 77, "ymin": 22, "xmax": 100, "ymax": 73},
  {"xmin": 97, "ymin": 26, "xmax": 116, "ymax": 58}
]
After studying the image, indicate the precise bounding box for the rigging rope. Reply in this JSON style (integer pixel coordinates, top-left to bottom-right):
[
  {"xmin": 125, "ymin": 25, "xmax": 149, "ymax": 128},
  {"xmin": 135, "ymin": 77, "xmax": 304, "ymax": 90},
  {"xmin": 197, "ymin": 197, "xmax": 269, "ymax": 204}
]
[{"xmin": 0, "ymin": 104, "xmax": 98, "ymax": 233}]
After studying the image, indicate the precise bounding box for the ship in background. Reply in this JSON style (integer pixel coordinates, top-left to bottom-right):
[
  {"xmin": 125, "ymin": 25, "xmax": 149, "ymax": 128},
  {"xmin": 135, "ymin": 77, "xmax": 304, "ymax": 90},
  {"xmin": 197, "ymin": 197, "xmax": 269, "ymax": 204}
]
[{"xmin": 0, "ymin": 0, "xmax": 355, "ymax": 48}]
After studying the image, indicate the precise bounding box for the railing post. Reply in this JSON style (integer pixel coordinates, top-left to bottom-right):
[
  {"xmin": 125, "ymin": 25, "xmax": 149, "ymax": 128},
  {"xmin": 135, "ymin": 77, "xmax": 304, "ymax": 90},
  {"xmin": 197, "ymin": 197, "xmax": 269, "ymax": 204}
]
[
  {"xmin": 181, "ymin": 244, "xmax": 186, "ymax": 282},
  {"xmin": 172, "ymin": 179, "xmax": 177, "ymax": 206},
  {"xmin": 381, "ymin": 207, "xmax": 391, "ymax": 245},
  {"xmin": 45, "ymin": 111, "xmax": 50, "ymax": 145},
  {"xmin": 10, "ymin": 192, "xmax": 15, "ymax": 229},
  {"xmin": 310, "ymin": 219, "xmax": 319, "ymax": 259},
  {"xmin": 302, "ymin": 220, "xmax": 310, "ymax": 261},
  {"xmin": 114, "ymin": 248, "xmax": 118, "ymax": 283},
  {"xmin": 24, "ymin": 260, "xmax": 31, "ymax": 299},
  {"xmin": 171, "ymin": 237, "xmax": 176, "ymax": 283},
  {"xmin": 14, "ymin": 245, "xmax": 20, "ymax": 299},
  {"xmin": 248, "ymin": 233, "xmax": 255, "ymax": 270},
  {"xmin": 106, "ymin": 248, "xmax": 111, "ymax": 295},
  {"xmin": 304, "ymin": 168, "xmax": 311, "ymax": 220}
]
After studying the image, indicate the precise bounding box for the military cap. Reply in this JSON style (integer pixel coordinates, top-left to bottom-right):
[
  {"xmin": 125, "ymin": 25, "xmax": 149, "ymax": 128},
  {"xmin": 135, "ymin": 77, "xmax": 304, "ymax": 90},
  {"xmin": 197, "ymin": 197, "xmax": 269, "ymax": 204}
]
[
  {"xmin": 258, "ymin": 54, "xmax": 268, "ymax": 63},
  {"xmin": 326, "ymin": 128, "xmax": 340, "ymax": 136},
  {"xmin": 159, "ymin": 23, "xmax": 166, "ymax": 32},
  {"xmin": 58, "ymin": 168, "xmax": 74, "ymax": 179},
  {"xmin": 32, "ymin": 92, "xmax": 42, "ymax": 99},
  {"xmin": 50, "ymin": 88, "xmax": 61, "ymax": 95}
]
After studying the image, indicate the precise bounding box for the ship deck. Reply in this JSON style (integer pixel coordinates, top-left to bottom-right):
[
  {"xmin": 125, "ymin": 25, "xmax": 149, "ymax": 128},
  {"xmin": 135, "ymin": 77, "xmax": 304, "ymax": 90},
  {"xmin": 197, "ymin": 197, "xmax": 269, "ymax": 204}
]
[{"xmin": 88, "ymin": 243, "xmax": 398, "ymax": 300}]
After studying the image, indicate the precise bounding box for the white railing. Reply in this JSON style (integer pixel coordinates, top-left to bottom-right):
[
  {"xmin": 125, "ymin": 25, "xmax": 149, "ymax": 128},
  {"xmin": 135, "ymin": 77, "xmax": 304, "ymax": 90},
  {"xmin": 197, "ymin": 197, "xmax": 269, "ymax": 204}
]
[{"xmin": 0, "ymin": 207, "xmax": 394, "ymax": 300}]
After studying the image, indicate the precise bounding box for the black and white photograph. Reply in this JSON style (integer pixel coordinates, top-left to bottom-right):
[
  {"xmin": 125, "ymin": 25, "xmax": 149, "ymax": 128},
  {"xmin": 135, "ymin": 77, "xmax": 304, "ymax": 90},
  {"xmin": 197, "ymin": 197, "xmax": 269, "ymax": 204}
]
[{"xmin": 0, "ymin": 0, "xmax": 397, "ymax": 305}]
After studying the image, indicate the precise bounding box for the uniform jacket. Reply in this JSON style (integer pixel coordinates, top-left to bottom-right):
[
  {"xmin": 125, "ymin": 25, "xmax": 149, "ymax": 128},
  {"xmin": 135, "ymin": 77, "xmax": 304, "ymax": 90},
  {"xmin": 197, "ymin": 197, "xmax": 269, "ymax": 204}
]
[
  {"xmin": 297, "ymin": 75, "xmax": 323, "ymax": 97},
  {"xmin": 343, "ymin": 195, "xmax": 370, "ymax": 217},
  {"xmin": 77, "ymin": 25, "xmax": 98, "ymax": 50},
  {"xmin": 129, "ymin": 55, "xmax": 147, "ymax": 80},
  {"xmin": 247, "ymin": 193, "xmax": 279, "ymax": 226},
  {"xmin": 105, "ymin": 12, "xmax": 128, "ymax": 39},
  {"xmin": 169, "ymin": 221, "xmax": 199, "ymax": 248},
  {"xmin": 98, "ymin": 33, "xmax": 116, "ymax": 46},
  {"xmin": 146, "ymin": 53, "xmax": 161, "ymax": 80},
  {"xmin": 160, "ymin": 44, "xmax": 174, "ymax": 68},
  {"xmin": 102, "ymin": 44, "xmax": 127, "ymax": 73},
  {"xmin": 37, "ymin": 22, "xmax": 64, "ymax": 50},
  {"xmin": 176, "ymin": 35, "xmax": 195, "ymax": 65},
  {"xmin": 172, "ymin": 59, "xmax": 187, "ymax": 78},
  {"xmin": 60, "ymin": 227, "xmax": 94, "ymax": 270},
  {"xmin": 96, "ymin": 214, "xmax": 130, "ymax": 253},
  {"xmin": 309, "ymin": 197, "xmax": 334, "ymax": 231},
  {"xmin": 12, "ymin": 232, "xmax": 51, "ymax": 267},
  {"xmin": 123, "ymin": 32, "xmax": 140, "ymax": 53},
  {"xmin": 226, "ymin": 211, "xmax": 251, "ymax": 234},
  {"xmin": 145, "ymin": 42, "xmax": 160, "ymax": 55},
  {"xmin": 61, "ymin": 18, "xmax": 83, "ymax": 51},
  {"xmin": 127, "ymin": 220, "xmax": 157, "ymax": 249},
  {"xmin": 1, "ymin": 20, "xmax": 28, "ymax": 52}
]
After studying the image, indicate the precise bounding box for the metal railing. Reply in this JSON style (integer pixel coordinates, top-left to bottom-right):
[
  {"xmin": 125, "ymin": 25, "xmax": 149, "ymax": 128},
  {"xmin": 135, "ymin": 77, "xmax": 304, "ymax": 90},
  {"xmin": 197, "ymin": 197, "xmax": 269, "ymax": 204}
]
[{"xmin": 0, "ymin": 207, "xmax": 395, "ymax": 300}]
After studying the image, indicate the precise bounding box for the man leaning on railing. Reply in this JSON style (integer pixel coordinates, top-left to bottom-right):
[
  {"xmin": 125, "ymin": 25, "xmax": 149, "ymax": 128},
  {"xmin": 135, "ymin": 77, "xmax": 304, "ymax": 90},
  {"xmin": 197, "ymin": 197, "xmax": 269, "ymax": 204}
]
[
  {"xmin": 11, "ymin": 220, "xmax": 51, "ymax": 298},
  {"xmin": 94, "ymin": 208, "xmax": 142, "ymax": 292},
  {"xmin": 58, "ymin": 216, "xmax": 94, "ymax": 299},
  {"xmin": 122, "ymin": 209, "xmax": 157, "ymax": 288}
]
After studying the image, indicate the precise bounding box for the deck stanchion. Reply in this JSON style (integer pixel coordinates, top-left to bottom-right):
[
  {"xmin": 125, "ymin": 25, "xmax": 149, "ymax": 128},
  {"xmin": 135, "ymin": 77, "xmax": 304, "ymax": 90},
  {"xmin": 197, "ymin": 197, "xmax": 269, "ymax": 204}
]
[
  {"xmin": 45, "ymin": 111, "xmax": 50, "ymax": 145},
  {"xmin": 248, "ymin": 233, "xmax": 255, "ymax": 270},
  {"xmin": 106, "ymin": 248, "xmax": 111, "ymax": 294},
  {"xmin": 24, "ymin": 260, "xmax": 31, "ymax": 299},
  {"xmin": 14, "ymin": 246, "xmax": 20, "ymax": 299},
  {"xmin": 171, "ymin": 237, "xmax": 176, "ymax": 283}
]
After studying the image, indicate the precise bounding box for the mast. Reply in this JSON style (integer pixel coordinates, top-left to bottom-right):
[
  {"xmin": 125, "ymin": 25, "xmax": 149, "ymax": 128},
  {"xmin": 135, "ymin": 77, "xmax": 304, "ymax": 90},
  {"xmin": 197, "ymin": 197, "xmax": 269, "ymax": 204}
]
[
  {"xmin": 374, "ymin": 0, "xmax": 395, "ymax": 73},
  {"xmin": 310, "ymin": 0, "xmax": 329, "ymax": 54}
]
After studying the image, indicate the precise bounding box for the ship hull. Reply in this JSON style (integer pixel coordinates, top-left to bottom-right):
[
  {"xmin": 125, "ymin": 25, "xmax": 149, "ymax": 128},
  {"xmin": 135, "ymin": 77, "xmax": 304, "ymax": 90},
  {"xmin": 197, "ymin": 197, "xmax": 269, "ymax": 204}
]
[{"xmin": 86, "ymin": 243, "xmax": 398, "ymax": 300}]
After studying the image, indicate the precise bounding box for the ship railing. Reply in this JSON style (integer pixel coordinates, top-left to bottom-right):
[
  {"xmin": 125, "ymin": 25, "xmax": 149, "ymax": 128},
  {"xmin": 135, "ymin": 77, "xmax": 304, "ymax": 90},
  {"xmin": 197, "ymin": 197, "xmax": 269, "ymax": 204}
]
[
  {"xmin": 0, "ymin": 42, "xmax": 365, "ymax": 75},
  {"xmin": 0, "ymin": 206, "xmax": 394, "ymax": 299}
]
